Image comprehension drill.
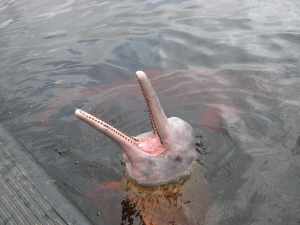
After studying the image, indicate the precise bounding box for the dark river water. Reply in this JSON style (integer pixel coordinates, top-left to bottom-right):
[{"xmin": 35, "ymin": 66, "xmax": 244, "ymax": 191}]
[{"xmin": 1, "ymin": 0, "xmax": 300, "ymax": 224}]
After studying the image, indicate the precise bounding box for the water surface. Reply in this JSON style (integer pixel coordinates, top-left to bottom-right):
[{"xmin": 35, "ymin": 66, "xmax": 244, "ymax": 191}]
[{"xmin": 0, "ymin": 0, "xmax": 300, "ymax": 224}]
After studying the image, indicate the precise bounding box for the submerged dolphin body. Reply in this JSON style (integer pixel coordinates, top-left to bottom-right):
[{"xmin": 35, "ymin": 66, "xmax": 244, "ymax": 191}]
[{"xmin": 75, "ymin": 71, "xmax": 208, "ymax": 224}]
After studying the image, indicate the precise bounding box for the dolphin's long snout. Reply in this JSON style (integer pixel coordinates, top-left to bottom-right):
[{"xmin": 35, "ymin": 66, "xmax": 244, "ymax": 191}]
[
  {"xmin": 75, "ymin": 108, "xmax": 137, "ymax": 146},
  {"xmin": 136, "ymin": 71, "xmax": 169, "ymax": 145}
]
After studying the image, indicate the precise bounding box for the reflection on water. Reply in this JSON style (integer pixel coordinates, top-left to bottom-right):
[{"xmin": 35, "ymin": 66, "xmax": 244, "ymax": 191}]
[{"xmin": 0, "ymin": 0, "xmax": 300, "ymax": 224}]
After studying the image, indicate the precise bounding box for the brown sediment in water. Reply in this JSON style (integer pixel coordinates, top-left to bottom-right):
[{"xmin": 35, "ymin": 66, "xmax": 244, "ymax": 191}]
[
  {"xmin": 121, "ymin": 178, "xmax": 188, "ymax": 225},
  {"xmin": 120, "ymin": 162, "xmax": 208, "ymax": 225},
  {"xmin": 123, "ymin": 175, "xmax": 187, "ymax": 207}
]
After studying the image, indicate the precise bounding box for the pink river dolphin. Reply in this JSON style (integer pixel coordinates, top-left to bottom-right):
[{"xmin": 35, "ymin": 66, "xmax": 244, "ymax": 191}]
[{"xmin": 74, "ymin": 71, "xmax": 211, "ymax": 225}]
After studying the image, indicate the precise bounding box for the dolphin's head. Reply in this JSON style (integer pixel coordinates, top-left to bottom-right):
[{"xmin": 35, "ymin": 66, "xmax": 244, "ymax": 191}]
[{"xmin": 75, "ymin": 71, "xmax": 197, "ymax": 186}]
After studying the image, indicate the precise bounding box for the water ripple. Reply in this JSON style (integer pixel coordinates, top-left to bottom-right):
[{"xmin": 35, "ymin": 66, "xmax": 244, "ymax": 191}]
[{"xmin": 0, "ymin": 0, "xmax": 300, "ymax": 224}]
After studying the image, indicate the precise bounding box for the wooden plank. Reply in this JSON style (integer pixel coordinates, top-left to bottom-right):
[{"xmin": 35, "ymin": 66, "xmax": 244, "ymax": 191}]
[{"xmin": 0, "ymin": 125, "xmax": 92, "ymax": 225}]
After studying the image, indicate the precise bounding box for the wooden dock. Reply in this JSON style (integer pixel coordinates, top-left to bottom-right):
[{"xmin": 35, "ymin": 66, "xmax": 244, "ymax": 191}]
[{"xmin": 0, "ymin": 125, "xmax": 92, "ymax": 225}]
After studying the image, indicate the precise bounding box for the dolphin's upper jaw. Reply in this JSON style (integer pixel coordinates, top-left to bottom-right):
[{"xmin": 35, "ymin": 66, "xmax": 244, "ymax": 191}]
[{"xmin": 75, "ymin": 71, "xmax": 197, "ymax": 186}]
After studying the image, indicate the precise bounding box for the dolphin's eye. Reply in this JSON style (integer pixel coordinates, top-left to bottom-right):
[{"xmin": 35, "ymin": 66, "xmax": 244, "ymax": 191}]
[{"xmin": 174, "ymin": 155, "xmax": 183, "ymax": 162}]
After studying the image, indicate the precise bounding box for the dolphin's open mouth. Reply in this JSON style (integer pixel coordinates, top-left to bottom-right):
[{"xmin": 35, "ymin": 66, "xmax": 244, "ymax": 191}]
[
  {"xmin": 75, "ymin": 71, "xmax": 169, "ymax": 157},
  {"xmin": 75, "ymin": 71, "xmax": 196, "ymax": 186}
]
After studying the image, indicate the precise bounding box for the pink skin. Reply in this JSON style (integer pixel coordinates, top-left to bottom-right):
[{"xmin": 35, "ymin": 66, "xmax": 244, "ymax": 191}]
[{"xmin": 75, "ymin": 71, "xmax": 197, "ymax": 186}]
